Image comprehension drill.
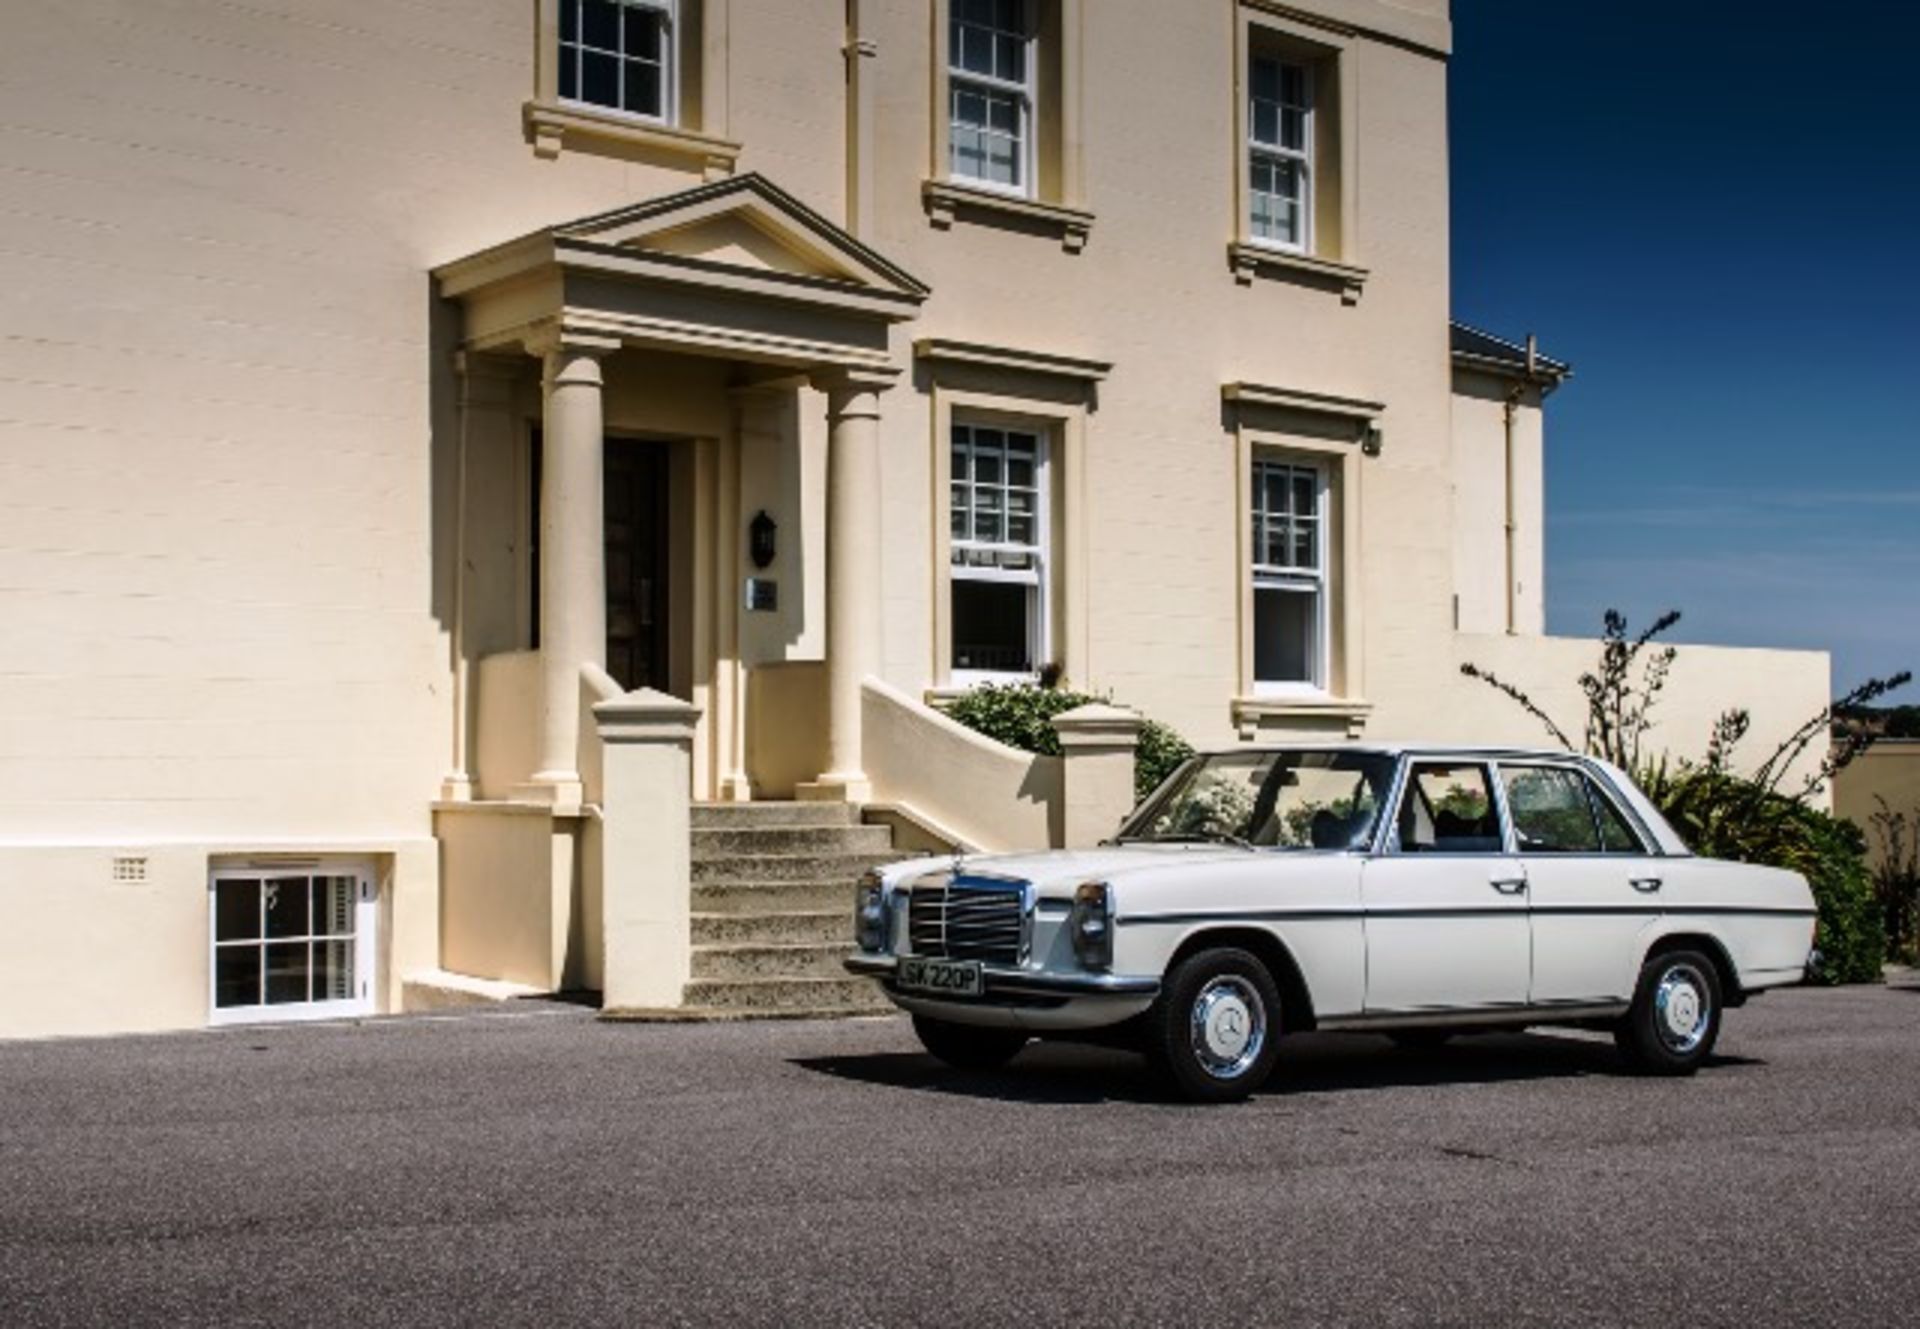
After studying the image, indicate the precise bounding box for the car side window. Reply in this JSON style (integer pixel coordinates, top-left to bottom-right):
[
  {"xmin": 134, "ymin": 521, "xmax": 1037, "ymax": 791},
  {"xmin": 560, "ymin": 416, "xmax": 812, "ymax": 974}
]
[
  {"xmin": 1500, "ymin": 765, "xmax": 1601, "ymax": 853},
  {"xmin": 1584, "ymin": 776, "xmax": 1649, "ymax": 854},
  {"xmin": 1396, "ymin": 762, "xmax": 1502, "ymax": 853}
]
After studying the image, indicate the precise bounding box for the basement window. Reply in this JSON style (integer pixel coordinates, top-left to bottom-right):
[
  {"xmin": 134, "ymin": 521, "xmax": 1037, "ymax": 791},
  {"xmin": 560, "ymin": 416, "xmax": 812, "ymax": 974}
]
[{"xmin": 209, "ymin": 867, "xmax": 376, "ymax": 1024}]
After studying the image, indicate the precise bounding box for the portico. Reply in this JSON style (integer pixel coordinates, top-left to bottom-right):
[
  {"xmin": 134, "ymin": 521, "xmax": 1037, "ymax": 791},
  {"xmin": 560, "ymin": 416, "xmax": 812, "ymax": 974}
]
[{"xmin": 434, "ymin": 174, "xmax": 928, "ymax": 811}]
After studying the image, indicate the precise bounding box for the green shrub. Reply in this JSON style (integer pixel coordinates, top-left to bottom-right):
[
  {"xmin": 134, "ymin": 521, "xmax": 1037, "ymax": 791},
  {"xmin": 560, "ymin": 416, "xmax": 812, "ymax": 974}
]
[
  {"xmin": 944, "ymin": 683, "xmax": 1195, "ymax": 802},
  {"xmin": 1654, "ymin": 771, "xmax": 1885, "ymax": 985}
]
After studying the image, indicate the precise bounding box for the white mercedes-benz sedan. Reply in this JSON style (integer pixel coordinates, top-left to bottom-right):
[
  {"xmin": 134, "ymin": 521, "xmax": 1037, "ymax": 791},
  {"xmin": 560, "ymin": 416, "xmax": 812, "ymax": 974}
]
[{"xmin": 845, "ymin": 744, "xmax": 1818, "ymax": 1101}]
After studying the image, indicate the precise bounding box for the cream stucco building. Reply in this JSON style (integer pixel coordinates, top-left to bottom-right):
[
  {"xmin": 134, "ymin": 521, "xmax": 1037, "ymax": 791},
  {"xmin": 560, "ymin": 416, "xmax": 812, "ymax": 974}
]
[{"xmin": 0, "ymin": 0, "xmax": 1830, "ymax": 1037}]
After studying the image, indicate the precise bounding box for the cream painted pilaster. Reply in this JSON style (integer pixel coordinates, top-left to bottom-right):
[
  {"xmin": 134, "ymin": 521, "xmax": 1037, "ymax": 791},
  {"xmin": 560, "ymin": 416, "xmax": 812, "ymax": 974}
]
[
  {"xmin": 527, "ymin": 331, "xmax": 619, "ymax": 810},
  {"xmin": 800, "ymin": 368, "xmax": 897, "ymax": 803},
  {"xmin": 444, "ymin": 352, "xmax": 521, "ymax": 803}
]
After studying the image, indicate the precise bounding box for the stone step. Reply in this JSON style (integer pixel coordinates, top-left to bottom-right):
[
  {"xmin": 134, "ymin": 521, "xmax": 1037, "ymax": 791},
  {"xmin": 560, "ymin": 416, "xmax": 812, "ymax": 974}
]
[
  {"xmin": 691, "ymin": 802, "xmax": 860, "ymax": 830},
  {"xmin": 692, "ymin": 909, "xmax": 848, "ymax": 946},
  {"xmin": 691, "ymin": 824, "xmax": 896, "ymax": 858},
  {"xmin": 692, "ymin": 880, "xmax": 857, "ymax": 915},
  {"xmin": 691, "ymin": 851, "xmax": 897, "ymax": 886},
  {"xmin": 680, "ymin": 975, "xmax": 892, "ymax": 1011},
  {"xmin": 693, "ymin": 942, "xmax": 849, "ymax": 982}
]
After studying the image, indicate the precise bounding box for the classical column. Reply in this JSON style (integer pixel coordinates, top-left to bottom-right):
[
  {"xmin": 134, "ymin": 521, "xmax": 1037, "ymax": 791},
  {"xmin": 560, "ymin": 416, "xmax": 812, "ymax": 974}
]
[
  {"xmin": 801, "ymin": 369, "xmax": 895, "ymax": 803},
  {"xmin": 528, "ymin": 331, "xmax": 618, "ymax": 808}
]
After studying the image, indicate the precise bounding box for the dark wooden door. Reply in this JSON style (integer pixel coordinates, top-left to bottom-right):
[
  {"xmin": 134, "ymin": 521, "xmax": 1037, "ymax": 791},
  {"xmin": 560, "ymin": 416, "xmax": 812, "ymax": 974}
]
[{"xmin": 603, "ymin": 441, "xmax": 669, "ymax": 691}]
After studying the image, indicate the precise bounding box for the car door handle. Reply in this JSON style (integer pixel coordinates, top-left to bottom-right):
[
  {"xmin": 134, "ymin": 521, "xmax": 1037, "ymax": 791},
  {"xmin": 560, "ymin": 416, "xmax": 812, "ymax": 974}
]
[
  {"xmin": 1630, "ymin": 877, "xmax": 1663, "ymax": 894},
  {"xmin": 1490, "ymin": 877, "xmax": 1528, "ymax": 895}
]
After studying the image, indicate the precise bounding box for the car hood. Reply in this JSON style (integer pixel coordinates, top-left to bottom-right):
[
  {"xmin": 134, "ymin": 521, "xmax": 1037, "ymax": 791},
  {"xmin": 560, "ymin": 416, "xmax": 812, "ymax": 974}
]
[{"xmin": 882, "ymin": 844, "xmax": 1260, "ymax": 898}]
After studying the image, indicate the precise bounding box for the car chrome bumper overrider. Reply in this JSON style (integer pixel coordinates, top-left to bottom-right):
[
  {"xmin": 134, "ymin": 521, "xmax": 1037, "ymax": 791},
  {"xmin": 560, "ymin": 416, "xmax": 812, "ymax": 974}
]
[{"xmin": 843, "ymin": 953, "xmax": 1160, "ymax": 998}]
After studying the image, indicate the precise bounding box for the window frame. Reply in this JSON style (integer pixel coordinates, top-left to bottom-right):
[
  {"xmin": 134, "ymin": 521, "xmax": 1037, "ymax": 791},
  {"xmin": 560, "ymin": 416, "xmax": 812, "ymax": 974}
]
[
  {"xmin": 1249, "ymin": 453, "xmax": 1330, "ymax": 696},
  {"xmin": 1246, "ymin": 53, "xmax": 1313, "ymax": 255},
  {"xmin": 556, "ymin": 0, "xmax": 678, "ymax": 126},
  {"xmin": 949, "ymin": 419, "xmax": 1051, "ymax": 685},
  {"xmin": 1388, "ymin": 760, "xmax": 1510, "ymax": 857},
  {"xmin": 1491, "ymin": 760, "xmax": 1658, "ymax": 858},
  {"xmin": 945, "ymin": 0, "xmax": 1037, "ymax": 198},
  {"xmin": 207, "ymin": 862, "xmax": 378, "ymax": 1026}
]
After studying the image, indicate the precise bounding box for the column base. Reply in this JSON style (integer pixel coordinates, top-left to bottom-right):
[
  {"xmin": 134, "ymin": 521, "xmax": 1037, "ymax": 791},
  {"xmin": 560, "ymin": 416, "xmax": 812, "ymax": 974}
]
[
  {"xmin": 795, "ymin": 774, "xmax": 872, "ymax": 804},
  {"xmin": 517, "ymin": 772, "xmax": 585, "ymax": 813},
  {"xmin": 716, "ymin": 773, "xmax": 755, "ymax": 803},
  {"xmin": 439, "ymin": 773, "xmax": 474, "ymax": 802}
]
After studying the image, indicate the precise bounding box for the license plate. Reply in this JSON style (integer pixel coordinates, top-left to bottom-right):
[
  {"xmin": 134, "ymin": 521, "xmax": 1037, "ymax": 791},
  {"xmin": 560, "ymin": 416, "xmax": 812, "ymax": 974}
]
[{"xmin": 898, "ymin": 957, "xmax": 984, "ymax": 997}]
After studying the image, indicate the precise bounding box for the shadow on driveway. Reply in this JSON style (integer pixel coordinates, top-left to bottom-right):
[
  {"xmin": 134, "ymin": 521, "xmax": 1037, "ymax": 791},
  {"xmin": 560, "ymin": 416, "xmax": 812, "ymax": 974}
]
[{"xmin": 792, "ymin": 1030, "xmax": 1762, "ymax": 1105}]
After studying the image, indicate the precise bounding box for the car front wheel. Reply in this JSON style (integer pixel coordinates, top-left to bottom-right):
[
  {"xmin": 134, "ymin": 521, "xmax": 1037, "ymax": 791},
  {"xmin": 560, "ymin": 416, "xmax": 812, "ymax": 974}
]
[
  {"xmin": 911, "ymin": 1015, "xmax": 1028, "ymax": 1071},
  {"xmin": 1146, "ymin": 947, "xmax": 1282, "ymax": 1103},
  {"xmin": 1615, "ymin": 949, "xmax": 1722, "ymax": 1075}
]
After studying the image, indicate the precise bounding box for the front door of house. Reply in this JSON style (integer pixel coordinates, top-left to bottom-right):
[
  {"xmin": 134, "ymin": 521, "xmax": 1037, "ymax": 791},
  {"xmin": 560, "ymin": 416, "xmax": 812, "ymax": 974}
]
[{"xmin": 604, "ymin": 440, "xmax": 669, "ymax": 691}]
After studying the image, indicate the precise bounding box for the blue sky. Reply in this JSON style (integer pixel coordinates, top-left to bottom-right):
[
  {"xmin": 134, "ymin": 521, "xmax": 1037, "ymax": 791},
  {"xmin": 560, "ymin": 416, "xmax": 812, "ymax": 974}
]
[{"xmin": 1449, "ymin": 1, "xmax": 1920, "ymax": 692}]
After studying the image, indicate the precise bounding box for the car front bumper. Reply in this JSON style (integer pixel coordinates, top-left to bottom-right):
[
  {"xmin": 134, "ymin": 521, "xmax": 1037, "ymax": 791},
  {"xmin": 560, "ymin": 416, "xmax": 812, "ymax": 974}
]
[{"xmin": 844, "ymin": 954, "xmax": 1162, "ymax": 1031}]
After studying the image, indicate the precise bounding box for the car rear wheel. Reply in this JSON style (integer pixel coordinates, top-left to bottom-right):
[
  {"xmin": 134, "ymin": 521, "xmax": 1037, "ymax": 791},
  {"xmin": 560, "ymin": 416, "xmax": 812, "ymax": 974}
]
[
  {"xmin": 1145, "ymin": 947, "xmax": 1282, "ymax": 1103},
  {"xmin": 911, "ymin": 1015, "xmax": 1028, "ymax": 1071},
  {"xmin": 1615, "ymin": 949, "xmax": 1722, "ymax": 1075}
]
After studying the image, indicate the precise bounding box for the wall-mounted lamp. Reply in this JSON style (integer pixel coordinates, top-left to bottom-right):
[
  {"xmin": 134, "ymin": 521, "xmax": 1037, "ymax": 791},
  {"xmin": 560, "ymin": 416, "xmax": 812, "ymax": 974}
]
[
  {"xmin": 749, "ymin": 510, "xmax": 777, "ymax": 569},
  {"xmin": 1361, "ymin": 425, "xmax": 1384, "ymax": 457}
]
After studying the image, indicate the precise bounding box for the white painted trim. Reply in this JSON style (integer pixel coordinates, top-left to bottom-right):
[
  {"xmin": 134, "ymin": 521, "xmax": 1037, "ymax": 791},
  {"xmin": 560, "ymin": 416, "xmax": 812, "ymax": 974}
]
[{"xmin": 207, "ymin": 860, "xmax": 378, "ymax": 1026}]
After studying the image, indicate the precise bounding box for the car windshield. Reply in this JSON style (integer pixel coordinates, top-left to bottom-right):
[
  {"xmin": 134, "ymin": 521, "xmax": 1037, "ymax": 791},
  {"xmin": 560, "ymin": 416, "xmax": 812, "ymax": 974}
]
[{"xmin": 1120, "ymin": 750, "xmax": 1397, "ymax": 850}]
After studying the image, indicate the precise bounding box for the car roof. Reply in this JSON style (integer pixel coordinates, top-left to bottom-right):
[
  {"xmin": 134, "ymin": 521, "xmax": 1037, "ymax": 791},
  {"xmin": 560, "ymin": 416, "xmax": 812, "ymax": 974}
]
[{"xmin": 1194, "ymin": 742, "xmax": 1596, "ymax": 763}]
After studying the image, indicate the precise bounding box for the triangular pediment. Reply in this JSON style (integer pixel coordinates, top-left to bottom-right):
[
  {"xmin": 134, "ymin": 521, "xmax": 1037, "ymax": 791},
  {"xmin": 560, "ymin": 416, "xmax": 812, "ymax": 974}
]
[{"xmin": 554, "ymin": 173, "xmax": 928, "ymax": 297}]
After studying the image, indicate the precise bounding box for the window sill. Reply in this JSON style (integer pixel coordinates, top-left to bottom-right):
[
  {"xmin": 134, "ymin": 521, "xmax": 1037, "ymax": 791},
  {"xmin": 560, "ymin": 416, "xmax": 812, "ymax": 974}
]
[
  {"xmin": 524, "ymin": 99, "xmax": 741, "ymax": 176},
  {"xmin": 1232, "ymin": 694, "xmax": 1373, "ymax": 741},
  {"xmin": 1229, "ymin": 242, "xmax": 1369, "ymax": 304},
  {"xmin": 923, "ymin": 180, "xmax": 1095, "ymax": 254}
]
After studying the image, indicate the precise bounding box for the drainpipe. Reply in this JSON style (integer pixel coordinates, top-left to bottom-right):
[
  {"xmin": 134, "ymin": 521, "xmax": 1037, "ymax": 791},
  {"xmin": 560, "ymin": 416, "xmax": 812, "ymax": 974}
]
[
  {"xmin": 1501, "ymin": 335, "xmax": 1536, "ymax": 636},
  {"xmin": 844, "ymin": 0, "xmax": 877, "ymax": 238}
]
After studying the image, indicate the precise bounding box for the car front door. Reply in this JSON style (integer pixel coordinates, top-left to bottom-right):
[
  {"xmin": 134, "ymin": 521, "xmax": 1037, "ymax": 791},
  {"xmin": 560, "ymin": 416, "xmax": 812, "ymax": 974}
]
[
  {"xmin": 1360, "ymin": 759, "xmax": 1531, "ymax": 1013},
  {"xmin": 1499, "ymin": 762, "xmax": 1660, "ymax": 1003}
]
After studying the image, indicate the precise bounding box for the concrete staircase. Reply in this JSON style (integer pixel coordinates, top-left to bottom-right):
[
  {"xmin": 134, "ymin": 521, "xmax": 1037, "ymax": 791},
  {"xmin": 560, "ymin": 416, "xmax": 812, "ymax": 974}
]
[{"xmin": 673, "ymin": 802, "xmax": 910, "ymax": 1019}]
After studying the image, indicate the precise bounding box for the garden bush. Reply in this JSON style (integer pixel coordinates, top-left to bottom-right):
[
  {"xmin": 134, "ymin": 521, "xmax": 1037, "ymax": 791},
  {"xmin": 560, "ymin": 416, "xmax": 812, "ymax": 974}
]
[
  {"xmin": 944, "ymin": 683, "xmax": 1195, "ymax": 802},
  {"xmin": 1655, "ymin": 771, "xmax": 1884, "ymax": 985}
]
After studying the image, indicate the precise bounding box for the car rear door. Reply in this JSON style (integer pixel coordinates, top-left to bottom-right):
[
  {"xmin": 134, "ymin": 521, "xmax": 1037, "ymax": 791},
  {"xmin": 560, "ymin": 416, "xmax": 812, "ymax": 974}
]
[
  {"xmin": 1498, "ymin": 761, "xmax": 1659, "ymax": 1003},
  {"xmin": 1360, "ymin": 759, "xmax": 1532, "ymax": 1013}
]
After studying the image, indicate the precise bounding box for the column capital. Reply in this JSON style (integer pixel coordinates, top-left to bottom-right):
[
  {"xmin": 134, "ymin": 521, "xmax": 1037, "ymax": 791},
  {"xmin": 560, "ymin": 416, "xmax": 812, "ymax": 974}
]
[
  {"xmin": 453, "ymin": 350, "xmax": 523, "ymax": 408},
  {"xmin": 809, "ymin": 364, "xmax": 901, "ymax": 398},
  {"xmin": 525, "ymin": 323, "xmax": 622, "ymax": 364}
]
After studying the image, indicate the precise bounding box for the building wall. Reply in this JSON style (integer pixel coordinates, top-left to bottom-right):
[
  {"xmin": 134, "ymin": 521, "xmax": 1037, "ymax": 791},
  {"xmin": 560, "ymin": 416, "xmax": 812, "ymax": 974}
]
[
  {"xmin": 1451, "ymin": 370, "xmax": 1547, "ymax": 637},
  {"xmin": 0, "ymin": 0, "xmax": 1831, "ymax": 1035},
  {"xmin": 1835, "ymin": 743, "xmax": 1920, "ymax": 874}
]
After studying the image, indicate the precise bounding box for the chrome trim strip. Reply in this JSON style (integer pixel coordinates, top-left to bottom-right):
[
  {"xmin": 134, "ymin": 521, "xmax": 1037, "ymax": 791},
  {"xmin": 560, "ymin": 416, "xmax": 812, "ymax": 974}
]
[
  {"xmin": 1317, "ymin": 1000, "xmax": 1630, "ymax": 1032},
  {"xmin": 1115, "ymin": 904, "xmax": 1817, "ymax": 926},
  {"xmin": 842, "ymin": 954, "xmax": 1158, "ymax": 997}
]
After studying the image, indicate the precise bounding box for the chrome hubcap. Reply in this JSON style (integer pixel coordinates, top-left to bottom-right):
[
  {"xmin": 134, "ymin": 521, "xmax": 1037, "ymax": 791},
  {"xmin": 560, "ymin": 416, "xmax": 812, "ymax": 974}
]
[
  {"xmin": 1189, "ymin": 976, "xmax": 1267, "ymax": 1080},
  {"xmin": 1653, "ymin": 962, "xmax": 1711, "ymax": 1054}
]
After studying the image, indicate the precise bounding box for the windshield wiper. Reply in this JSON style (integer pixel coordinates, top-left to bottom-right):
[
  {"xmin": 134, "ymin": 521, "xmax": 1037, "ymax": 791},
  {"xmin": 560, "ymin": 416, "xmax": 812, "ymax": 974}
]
[{"xmin": 1118, "ymin": 832, "xmax": 1256, "ymax": 851}]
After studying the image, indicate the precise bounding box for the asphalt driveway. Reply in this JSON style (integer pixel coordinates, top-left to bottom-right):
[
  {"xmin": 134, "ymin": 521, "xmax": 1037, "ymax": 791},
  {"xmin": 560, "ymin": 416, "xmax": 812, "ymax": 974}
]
[{"xmin": 2, "ymin": 983, "xmax": 1917, "ymax": 1327}]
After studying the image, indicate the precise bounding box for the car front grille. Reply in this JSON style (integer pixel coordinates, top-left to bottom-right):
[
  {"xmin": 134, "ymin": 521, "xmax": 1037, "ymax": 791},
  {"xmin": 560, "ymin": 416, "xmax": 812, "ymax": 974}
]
[{"xmin": 906, "ymin": 874, "xmax": 1028, "ymax": 965}]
